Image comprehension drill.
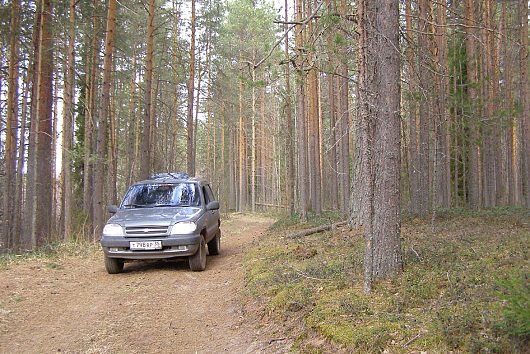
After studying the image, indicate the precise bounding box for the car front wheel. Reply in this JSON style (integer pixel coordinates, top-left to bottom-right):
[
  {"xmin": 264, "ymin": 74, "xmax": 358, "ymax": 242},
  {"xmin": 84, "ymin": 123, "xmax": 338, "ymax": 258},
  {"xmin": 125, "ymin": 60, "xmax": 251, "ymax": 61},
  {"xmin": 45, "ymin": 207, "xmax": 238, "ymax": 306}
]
[
  {"xmin": 207, "ymin": 231, "xmax": 221, "ymax": 256},
  {"xmin": 189, "ymin": 236, "xmax": 207, "ymax": 271},
  {"xmin": 104, "ymin": 255, "xmax": 124, "ymax": 274}
]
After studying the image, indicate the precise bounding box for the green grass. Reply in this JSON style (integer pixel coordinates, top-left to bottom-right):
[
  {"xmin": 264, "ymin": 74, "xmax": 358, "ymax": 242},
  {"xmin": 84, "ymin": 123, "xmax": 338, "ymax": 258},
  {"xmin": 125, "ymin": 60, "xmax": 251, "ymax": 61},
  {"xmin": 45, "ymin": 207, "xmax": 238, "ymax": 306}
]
[{"xmin": 244, "ymin": 207, "xmax": 529, "ymax": 353}]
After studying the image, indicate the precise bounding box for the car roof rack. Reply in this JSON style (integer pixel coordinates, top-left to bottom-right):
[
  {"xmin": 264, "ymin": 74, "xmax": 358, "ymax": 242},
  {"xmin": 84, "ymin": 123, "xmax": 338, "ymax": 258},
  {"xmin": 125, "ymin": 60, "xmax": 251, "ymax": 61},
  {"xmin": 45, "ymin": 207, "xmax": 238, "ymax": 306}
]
[{"xmin": 150, "ymin": 172, "xmax": 189, "ymax": 180}]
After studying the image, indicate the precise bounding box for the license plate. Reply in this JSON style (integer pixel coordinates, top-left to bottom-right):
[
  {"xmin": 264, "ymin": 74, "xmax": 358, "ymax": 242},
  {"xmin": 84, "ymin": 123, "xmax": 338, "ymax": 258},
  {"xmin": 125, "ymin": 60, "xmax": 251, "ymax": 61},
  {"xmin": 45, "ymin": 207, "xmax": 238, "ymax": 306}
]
[{"xmin": 130, "ymin": 241, "xmax": 162, "ymax": 250}]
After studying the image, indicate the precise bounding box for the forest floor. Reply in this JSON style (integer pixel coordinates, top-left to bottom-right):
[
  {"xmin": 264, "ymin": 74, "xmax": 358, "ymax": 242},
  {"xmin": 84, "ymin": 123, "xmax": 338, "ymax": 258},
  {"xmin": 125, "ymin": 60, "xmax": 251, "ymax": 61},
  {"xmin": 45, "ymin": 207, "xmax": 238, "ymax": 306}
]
[{"xmin": 0, "ymin": 214, "xmax": 289, "ymax": 354}]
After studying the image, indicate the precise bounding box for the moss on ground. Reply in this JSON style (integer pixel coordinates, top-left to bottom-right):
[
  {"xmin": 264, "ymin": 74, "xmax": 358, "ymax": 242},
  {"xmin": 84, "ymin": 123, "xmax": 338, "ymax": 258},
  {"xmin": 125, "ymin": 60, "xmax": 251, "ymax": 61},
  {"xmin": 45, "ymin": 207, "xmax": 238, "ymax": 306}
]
[{"xmin": 244, "ymin": 207, "xmax": 529, "ymax": 353}]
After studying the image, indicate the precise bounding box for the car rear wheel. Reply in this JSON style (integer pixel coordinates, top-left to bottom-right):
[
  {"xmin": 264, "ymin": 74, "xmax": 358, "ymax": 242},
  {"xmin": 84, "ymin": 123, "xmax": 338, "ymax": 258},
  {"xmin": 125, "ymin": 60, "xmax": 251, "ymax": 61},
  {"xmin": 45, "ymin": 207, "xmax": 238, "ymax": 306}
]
[
  {"xmin": 189, "ymin": 236, "xmax": 207, "ymax": 271},
  {"xmin": 207, "ymin": 231, "xmax": 221, "ymax": 256},
  {"xmin": 104, "ymin": 255, "xmax": 124, "ymax": 274}
]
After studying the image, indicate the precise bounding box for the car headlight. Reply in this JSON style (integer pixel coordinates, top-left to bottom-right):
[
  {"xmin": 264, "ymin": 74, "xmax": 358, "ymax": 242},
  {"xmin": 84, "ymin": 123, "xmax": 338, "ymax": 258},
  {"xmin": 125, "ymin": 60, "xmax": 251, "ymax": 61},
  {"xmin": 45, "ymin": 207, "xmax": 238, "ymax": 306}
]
[
  {"xmin": 170, "ymin": 222, "xmax": 197, "ymax": 235},
  {"xmin": 103, "ymin": 224, "xmax": 125, "ymax": 237}
]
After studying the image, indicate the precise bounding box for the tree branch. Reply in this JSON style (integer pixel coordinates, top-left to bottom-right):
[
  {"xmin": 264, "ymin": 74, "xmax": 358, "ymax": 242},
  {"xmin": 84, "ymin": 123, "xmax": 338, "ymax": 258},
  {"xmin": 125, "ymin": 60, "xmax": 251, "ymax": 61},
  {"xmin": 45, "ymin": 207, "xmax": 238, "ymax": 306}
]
[{"xmin": 253, "ymin": 0, "xmax": 324, "ymax": 70}]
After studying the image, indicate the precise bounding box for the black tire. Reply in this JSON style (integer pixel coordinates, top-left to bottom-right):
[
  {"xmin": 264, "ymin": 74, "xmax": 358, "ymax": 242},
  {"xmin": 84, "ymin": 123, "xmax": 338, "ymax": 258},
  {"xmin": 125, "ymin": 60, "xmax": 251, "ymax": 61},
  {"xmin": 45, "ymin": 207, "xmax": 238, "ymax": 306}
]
[
  {"xmin": 104, "ymin": 255, "xmax": 124, "ymax": 274},
  {"xmin": 207, "ymin": 231, "xmax": 221, "ymax": 256},
  {"xmin": 189, "ymin": 236, "xmax": 207, "ymax": 271}
]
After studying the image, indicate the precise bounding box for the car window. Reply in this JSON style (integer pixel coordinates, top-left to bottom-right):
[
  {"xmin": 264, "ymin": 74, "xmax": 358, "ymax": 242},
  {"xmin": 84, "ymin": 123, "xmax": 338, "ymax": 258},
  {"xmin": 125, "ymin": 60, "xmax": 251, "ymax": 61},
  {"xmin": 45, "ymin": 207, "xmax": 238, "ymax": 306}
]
[
  {"xmin": 207, "ymin": 185, "xmax": 216, "ymax": 201},
  {"xmin": 202, "ymin": 185, "xmax": 215, "ymax": 205},
  {"xmin": 121, "ymin": 183, "xmax": 200, "ymax": 208}
]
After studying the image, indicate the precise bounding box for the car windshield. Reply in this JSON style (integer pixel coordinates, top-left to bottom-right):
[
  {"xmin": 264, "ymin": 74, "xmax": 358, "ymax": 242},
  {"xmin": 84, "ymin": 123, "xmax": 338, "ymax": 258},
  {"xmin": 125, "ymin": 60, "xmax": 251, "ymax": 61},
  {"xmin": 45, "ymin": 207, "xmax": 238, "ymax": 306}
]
[{"xmin": 120, "ymin": 183, "xmax": 200, "ymax": 208}]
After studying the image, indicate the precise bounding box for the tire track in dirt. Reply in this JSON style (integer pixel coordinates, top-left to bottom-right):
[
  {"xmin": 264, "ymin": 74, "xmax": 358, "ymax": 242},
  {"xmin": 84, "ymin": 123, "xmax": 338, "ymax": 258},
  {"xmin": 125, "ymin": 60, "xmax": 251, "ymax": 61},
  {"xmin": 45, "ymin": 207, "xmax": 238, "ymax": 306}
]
[{"xmin": 0, "ymin": 214, "xmax": 274, "ymax": 354}]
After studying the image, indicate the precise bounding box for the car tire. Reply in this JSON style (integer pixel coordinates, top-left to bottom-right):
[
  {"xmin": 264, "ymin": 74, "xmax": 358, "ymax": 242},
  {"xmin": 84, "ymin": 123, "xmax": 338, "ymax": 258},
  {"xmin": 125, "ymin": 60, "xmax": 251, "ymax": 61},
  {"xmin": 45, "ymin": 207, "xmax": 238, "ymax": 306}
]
[
  {"xmin": 104, "ymin": 255, "xmax": 124, "ymax": 274},
  {"xmin": 189, "ymin": 236, "xmax": 207, "ymax": 271},
  {"xmin": 207, "ymin": 231, "xmax": 221, "ymax": 256}
]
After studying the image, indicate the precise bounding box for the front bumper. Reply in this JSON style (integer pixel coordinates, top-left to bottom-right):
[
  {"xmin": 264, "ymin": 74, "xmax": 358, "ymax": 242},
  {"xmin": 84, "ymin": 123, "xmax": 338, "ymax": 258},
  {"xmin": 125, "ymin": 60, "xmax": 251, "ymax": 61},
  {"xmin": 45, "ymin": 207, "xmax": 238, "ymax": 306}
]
[{"xmin": 100, "ymin": 234, "xmax": 201, "ymax": 260}]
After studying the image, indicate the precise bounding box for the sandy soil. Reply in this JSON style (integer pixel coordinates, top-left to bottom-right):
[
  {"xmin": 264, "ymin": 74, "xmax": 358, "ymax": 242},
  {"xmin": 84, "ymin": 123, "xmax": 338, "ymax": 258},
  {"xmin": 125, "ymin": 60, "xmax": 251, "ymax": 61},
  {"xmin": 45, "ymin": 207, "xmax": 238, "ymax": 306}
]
[{"xmin": 0, "ymin": 214, "xmax": 287, "ymax": 354}]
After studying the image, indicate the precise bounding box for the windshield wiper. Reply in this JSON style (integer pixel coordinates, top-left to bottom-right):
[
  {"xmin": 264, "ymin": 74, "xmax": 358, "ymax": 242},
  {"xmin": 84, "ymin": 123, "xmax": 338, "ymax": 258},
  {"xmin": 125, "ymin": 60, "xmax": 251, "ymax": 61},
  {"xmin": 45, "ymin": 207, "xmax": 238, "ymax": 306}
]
[
  {"xmin": 123, "ymin": 204, "xmax": 149, "ymax": 208},
  {"xmin": 154, "ymin": 204, "xmax": 176, "ymax": 207}
]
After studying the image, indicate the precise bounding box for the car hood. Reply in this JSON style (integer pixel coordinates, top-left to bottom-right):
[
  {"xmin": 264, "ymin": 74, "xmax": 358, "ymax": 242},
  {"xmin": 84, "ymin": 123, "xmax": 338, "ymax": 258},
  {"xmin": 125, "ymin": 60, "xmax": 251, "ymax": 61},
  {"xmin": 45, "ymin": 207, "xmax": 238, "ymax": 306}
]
[{"xmin": 107, "ymin": 207, "xmax": 202, "ymax": 227}]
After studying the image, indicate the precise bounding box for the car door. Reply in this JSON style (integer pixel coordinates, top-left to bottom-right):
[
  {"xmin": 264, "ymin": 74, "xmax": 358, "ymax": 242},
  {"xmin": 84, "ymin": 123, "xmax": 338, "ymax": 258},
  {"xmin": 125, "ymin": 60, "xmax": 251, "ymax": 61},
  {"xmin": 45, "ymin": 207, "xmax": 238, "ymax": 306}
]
[{"xmin": 202, "ymin": 184, "xmax": 219, "ymax": 241}]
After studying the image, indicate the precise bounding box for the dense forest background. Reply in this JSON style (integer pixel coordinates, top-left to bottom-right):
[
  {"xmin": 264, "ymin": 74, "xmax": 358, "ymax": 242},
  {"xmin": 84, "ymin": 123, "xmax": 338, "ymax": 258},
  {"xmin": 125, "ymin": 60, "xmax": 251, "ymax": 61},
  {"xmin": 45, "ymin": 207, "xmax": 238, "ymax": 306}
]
[{"xmin": 0, "ymin": 0, "xmax": 528, "ymax": 255}]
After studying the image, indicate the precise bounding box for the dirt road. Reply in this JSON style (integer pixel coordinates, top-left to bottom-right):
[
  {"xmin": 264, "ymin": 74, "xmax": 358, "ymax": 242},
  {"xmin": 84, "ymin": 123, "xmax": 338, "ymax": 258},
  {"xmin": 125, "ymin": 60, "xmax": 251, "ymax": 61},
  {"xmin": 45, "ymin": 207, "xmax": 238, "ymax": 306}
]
[{"xmin": 0, "ymin": 214, "xmax": 279, "ymax": 354}]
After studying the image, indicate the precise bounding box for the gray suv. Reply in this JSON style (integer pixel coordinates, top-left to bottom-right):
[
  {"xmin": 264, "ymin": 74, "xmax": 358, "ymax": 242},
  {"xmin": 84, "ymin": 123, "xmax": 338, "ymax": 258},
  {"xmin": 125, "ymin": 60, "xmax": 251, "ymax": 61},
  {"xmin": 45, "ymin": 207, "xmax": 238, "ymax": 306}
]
[{"xmin": 100, "ymin": 173, "xmax": 221, "ymax": 274}]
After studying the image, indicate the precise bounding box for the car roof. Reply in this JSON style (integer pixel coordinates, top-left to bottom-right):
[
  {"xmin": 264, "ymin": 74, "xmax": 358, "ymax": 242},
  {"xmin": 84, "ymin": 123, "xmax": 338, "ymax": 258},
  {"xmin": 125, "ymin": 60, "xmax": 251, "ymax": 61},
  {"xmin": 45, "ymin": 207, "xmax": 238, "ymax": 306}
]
[{"xmin": 132, "ymin": 172, "xmax": 209, "ymax": 186}]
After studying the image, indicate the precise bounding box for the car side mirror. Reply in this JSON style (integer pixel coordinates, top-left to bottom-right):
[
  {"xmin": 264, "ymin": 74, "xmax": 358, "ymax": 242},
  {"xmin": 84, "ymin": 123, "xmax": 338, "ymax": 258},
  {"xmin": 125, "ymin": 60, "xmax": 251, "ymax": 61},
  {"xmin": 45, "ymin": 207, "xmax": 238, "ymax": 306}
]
[
  {"xmin": 107, "ymin": 205, "xmax": 119, "ymax": 214},
  {"xmin": 206, "ymin": 201, "xmax": 220, "ymax": 211}
]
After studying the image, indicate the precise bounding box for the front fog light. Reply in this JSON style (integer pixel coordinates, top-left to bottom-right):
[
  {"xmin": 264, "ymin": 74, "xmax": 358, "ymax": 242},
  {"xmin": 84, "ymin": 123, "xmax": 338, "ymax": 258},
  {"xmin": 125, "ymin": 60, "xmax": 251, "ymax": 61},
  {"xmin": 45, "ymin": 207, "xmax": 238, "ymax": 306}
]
[
  {"xmin": 103, "ymin": 224, "xmax": 125, "ymax": 236},
  {"xmin": 170, "ymin": 222, "xmax": 197, "ymax": 235}
]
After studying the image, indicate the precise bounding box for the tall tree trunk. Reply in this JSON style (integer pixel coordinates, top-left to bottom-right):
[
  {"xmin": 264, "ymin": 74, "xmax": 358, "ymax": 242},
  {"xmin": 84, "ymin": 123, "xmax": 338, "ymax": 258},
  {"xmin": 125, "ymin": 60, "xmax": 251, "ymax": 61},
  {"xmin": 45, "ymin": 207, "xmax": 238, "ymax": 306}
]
[
  {"xmin": 220, "ymin": 103, "xmax": 226, "ymax": 209},
  {"xmin": 260, "ymin": 85, "xmax": 266, "ymax": 204},
  {"xmin": 464, "ymin": 0, "xmax": 481, "ymax": 209},
  {"xmin": 128, "ymin": 42, "xmax": 137, "ymax": 185},
  {"xmin": 284, "ymin": 0, "xmax": 295, "ymax": 216},
  {"xmin": 338, "ymin": 0, "xmax": 350, "ymax": 215},
  {"xmin": 499, "ymin": 2, "xmax": 510, "ymax": 204},
  {"xmin": 170, "ymin": 0, "xmax": 181, "ymax": 172},
  {"xmin": 61, "ymin": 0, "xmax": 75, "ymax": 240},
  {"xmin": 295, "ymin": 0, "xmax": 308, "ymax": 220},
  {"xmin": 186, "ymin": 0, "xmax": 196, "ymax": 176},
  {"xmin": 306, "ymin": 0, "xmax": 321, "ymax": 216},
  {"xmin": 52, "ymin": 76, "xmax": 59, "ymax": 239},
  {"xmin": 251, "ymin": 53, "xmax": 257, "ymax": 213},
  {"xmin": 140, "ymin": 0, "xmax": 156, "ymax": 180},
  {"xmin": 93, "ymin": 0, "xmax": 117, "ymax": 235},
  {"xmin": 326, "ymin": 0, "xmax": 338, "ymax": 211},
  {"xmin": 108, "ymin": 83, "xmax": 118, "ymax": 205},
  {"xmin": 519, "ymin": 0, "xmax": 530, "ymax": 208},
  {"xmin": 3, "ymin": 0, "xmax": 20, "ymax": 251},
  {"xmin": 483, "ymin": 0, "xmax": 497, "ymax": 207},
  {"xmin": 405, "ymin": 0, "xmax": 419, "ymax": 213},
  {"xmin": 23, "ymin": 0, "xmax": 42, "ymax": 250},
  {"xmin": 433, "ymin": 0, "xmax": 451, "ymax": 208},
  {"xmin": 83, "ymin": 0, "xmax": 101, "ymax": 229},
  {"xmin": 229, "ymin": 127, "xmax": 237, "ymax": 210},
  {"xmin": 192, "ymin": 50, "xmax": 202, "ymax": 175},
  {"xmin": 14, "ymin": 72, "xmax": 29, "ymax": 250},
  {"xmin": 413, "ymin": 0, "xmax": 430, "ymax": 215},
  {"xmin": 358, "ymin": 0, "xmax": 402, "ymax": 292},
  {"xmin": 206, "ymin": 32, "xmax": 213, "ymax": 182},
  {"xmin": 238, "ymin": 52, "xmax": 247, "ymax": 211},
  {"xmin": 33, "ymin": 0, "xmax": 54, "ymax": 247}
]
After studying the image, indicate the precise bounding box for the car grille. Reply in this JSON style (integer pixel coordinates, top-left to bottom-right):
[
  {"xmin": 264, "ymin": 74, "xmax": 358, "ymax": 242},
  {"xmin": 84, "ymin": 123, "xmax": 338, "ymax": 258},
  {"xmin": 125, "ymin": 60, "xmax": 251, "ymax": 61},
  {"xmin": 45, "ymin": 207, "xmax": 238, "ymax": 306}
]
[{"xmin": 125, "ymin": 226, "xmax": 169, "ymax": 237}]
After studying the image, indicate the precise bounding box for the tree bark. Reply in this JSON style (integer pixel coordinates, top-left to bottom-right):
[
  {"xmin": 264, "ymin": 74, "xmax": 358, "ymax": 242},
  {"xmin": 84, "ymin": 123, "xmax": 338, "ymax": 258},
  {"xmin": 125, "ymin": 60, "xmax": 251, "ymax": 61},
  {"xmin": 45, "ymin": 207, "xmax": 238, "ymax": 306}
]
[
  {"xmin": 23, "ymin": 0, "xmax": 42, "ymax": 250},
  {"xmin": 357, "ymin": 0, "xmax": 402, "ymax": 292},
  {"xmin": 338, "ymin": 0, "xmax": 350, "ymax": 215},
  {"xmin": 127, "ymin": 42, "xmax": 137, "ymax": 185},
  {"xmin": 238, "ymin": 51, "xmax": 247, "ymax": 211},
  {"xmin": 251, "ymin": 52, "xmax": 257, "ymax": 213},
  {"xmin": 518, "ymin": 0, "xmax": 530, "ymax": 207},
  {"xmin": 3, "ymin": 0, "xmax": 20, "ymax": 251},
  {"xmin": 482, "ymin": 0, "xmax": 497, "ymax": 207},
  {"xmin": 405, "ymin": 0, "xmax": 419, "ymax": 214},
  {"xmin": 61, "ymin": 0, "xmax": 75, "ymax": 240},
  {"xmin": 33, "ymin": 0, "xmax": 54, "ymax": 247},
  {"xmin": 186, "ymin": 0, "xmax": 196, "ymax": 176},
  {"xmin": 433, "ymin": 0, "xmax": 451, "ymax": 208},
  {"xmin": 93, "ymin": 0, "xmax": 117, "ymax": 235},
  {"xmin": 284, "ymin": 0, "xmax": 295, "ymax": 216},
  {"xmin": 325, "ymin": 0, "xmax": 338, "ymax": 211},
  {"xmin": 412, "ymin": 0, "xmax": 430, "ymax": 215},
  {"xmin": 14, "ymin": 72, "xmax": 29, "ymax": 250},
  {"xmin": 83, "ymin": 0, "xmax": 101, "ymax": 230},
  {"xmin": 295, "ymin": 0, "xmax": 308, "ymax": 220},
  {"xmin": 464, "ymin": 0, "xmax": 481, "ymax": 209},
  {"xmin": 140, "ymin": 0, "xmax": 156, "ymax": 180}
]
